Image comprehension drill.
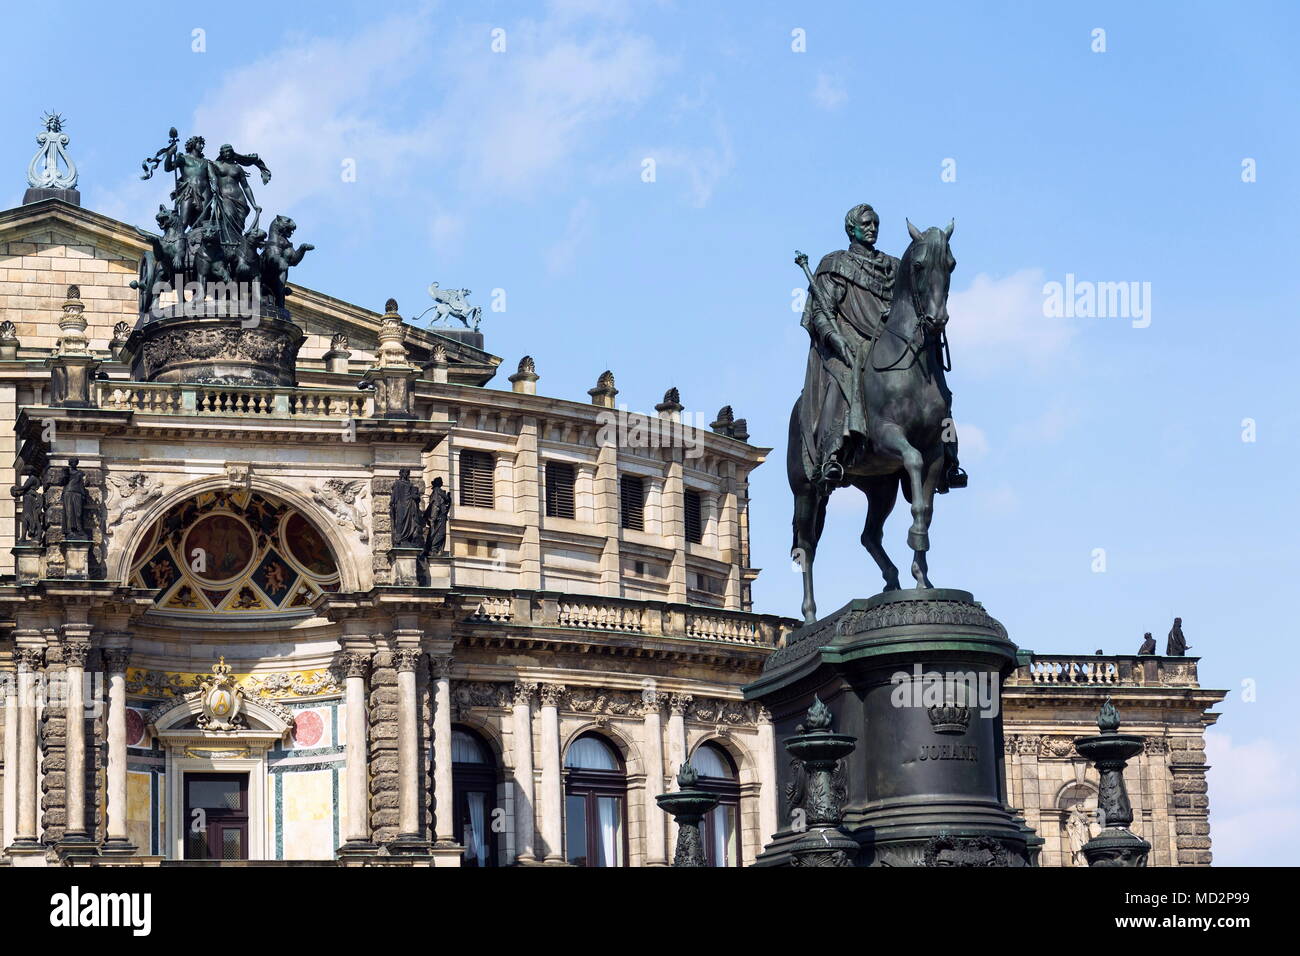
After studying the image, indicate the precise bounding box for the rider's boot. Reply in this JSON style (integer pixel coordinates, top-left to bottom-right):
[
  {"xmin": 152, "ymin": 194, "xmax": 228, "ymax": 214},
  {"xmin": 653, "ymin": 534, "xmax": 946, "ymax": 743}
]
[
  {"xmin": 936, "ymin": 444, "xmax": 968, "ymax": 494},
  {"xmin": 819, "ymin": 455, "xmax": 845, "ymax": 489}
]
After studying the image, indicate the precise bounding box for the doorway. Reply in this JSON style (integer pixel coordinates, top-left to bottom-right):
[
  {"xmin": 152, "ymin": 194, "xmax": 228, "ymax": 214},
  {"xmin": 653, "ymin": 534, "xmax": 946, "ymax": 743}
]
[{"xmin": 183, "ymin": 773, "xmax": 250, "ymax": 860}]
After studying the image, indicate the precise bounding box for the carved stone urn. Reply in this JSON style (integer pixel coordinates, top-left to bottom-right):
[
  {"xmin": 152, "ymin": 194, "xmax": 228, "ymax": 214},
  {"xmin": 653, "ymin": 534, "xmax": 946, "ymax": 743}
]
[
  {"xmin": 1074, "ymin": 699, "xmax": 1151, "ymax": 866},
  {"xmin": 655, "ymin": 762, "xmax": 719, "ymax": 867}
]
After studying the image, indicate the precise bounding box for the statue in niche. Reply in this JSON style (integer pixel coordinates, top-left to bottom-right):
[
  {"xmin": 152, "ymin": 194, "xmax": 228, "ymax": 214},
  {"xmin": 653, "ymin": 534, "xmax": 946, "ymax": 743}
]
[
  {"xmin": 389, "ymin": 468, "xmax": 425, "ymax": 549},
  {"xmin": 61, "ymin": 458, "xmax": 91, "ymax": 540},
  {"xmin": 11, "ymin": 468, "xmax": 44, "ymax": 544},
  {"xmin": 424, "ymin": 476, "xmax": 452, "ymax": 556}
]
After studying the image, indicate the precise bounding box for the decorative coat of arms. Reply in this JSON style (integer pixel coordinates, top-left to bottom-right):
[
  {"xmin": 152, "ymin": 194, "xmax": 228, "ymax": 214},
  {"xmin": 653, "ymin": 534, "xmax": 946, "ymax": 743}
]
[{"xmin": 197, "ymin": 657, "xmax": 246, "ymax": 731}]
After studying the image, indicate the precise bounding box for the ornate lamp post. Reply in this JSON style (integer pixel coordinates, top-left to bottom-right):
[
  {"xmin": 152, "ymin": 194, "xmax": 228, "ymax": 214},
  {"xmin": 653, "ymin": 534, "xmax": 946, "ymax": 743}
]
[
  {"xmin": 1074, "ymin": 698, "xmax": 1151, "ymax": 866},
  {"xmin": 656, "ymin": 761, "xmax": 719, "ymax": 867},
  {"xmin": 785, "ymin": 697, "xmax": 859, "ymax": 866}
]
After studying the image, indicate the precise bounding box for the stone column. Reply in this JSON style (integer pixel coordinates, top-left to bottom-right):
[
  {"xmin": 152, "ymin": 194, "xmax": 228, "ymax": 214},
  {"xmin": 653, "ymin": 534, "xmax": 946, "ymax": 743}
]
[
  {"xmin": 431, "ymin": 656, "xmax": 455, "ymax": 844},
  {"xmin": 642, "ymin": 692, "xmax": 667, "ymax": 865},
  {"xmin": 538, "ymin": 683, "xmax": 565, "ymax": 862},
  {"xmin": 101, "ymin": 646, "xmax": 135, "ymax": 854},
  {"xmin": 61, "ymin": 640, "xmax": 92, "ymax": 844},
  {"xmin": 9, "ymin": 645, "xmax": 44, "ymax": 853},
  {"xmin": 511, "ymin": 681, "xmax": 538, "ymax": 862},
  {"xmin": 393, "ymin": 648, "xmax": 424, "ymax": 846},
  {"xmin": 756, "ymin": 706, "xmax": 779, "ymax": 851},
  {"xmin": 2, "ymin": 670, "xmax": 17, "ymax": 849},
  {"xmin": 340, "ymin": 652, "xmax": 375, "ymax": 852}
]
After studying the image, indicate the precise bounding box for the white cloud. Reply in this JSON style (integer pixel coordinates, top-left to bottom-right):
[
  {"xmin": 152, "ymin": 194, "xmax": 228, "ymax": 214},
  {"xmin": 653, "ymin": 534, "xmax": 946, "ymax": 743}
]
[
  {"xmin": 545, "ymin": 198, "xmax": 595, "ymax": 275},
  {"xmin": 812, "ymin": 72, "xmax": 847, "ymax": 111},
  {"xmin": 946, "ymin": 269, "xmax": 1076, "ymax": 374},
  {"xmin": 102, "ymin": 9, "xmax": 674, "ymax": 229},
  {"xmin": 1205, "ymin": 731, "xmax": 1300, "ymax": 865},
  {"xmin": 639, "ymin": 120, "xmax": 735, "ymax": 206}
]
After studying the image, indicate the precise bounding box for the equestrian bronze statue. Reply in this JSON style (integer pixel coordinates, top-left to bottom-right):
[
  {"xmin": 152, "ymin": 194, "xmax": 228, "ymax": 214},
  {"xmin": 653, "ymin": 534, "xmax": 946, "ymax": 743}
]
[{"xmin": 788, "ymin": 203, "xmax": 966, "ymax": 622}]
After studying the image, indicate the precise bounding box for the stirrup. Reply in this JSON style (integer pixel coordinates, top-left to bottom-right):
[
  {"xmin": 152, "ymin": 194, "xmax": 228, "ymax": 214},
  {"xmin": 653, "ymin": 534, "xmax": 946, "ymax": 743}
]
[
  {"xmin": 820, "ymin": 459, "xmax": 844, "ymax": 486},
  {"xmin": 944, "ymin": 465, "xmax": 968, "ymax": 490}
]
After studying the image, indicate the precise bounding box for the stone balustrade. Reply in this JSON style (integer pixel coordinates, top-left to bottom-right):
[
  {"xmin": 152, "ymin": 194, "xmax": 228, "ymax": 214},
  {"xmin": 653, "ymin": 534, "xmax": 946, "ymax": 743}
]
[
  {"xmin": 1007, "ymin": 653, "xmax": 1199, "ymax": 689},
  {"xmin": 95, "ymin": 380, "xmax": 369, "ymax": 418},
  {"xmin": 459, "ymin": 589, "xmax": 789, "ymax": 648}
]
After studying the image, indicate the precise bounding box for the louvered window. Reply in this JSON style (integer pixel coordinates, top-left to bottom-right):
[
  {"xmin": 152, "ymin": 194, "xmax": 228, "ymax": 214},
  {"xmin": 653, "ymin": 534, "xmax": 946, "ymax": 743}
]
[
  {"xmin": 684, "ymin": 489, "xmax": 703, "ymax": 544},
  {"xmin": 545, "ymin": 461, "xmax": 576, "ymax": 519},
  {"xmin": 459, "ymin": 450, "xmax": 495, "ymax": 508},
  {"xmin": 620, "ymin": 475, "xmax": 645, "ymax": 531}
]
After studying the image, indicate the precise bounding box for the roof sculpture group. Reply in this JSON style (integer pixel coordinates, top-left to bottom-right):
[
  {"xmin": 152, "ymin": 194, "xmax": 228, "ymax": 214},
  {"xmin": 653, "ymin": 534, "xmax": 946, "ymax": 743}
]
[{"xmin": 133, "ymin": 128, "xmax": 314, "ymax": 317}]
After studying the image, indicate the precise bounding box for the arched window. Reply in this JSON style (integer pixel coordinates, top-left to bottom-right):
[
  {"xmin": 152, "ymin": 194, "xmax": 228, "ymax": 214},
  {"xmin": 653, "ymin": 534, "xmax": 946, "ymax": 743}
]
[
  {"xmin": 564, "ymin": 734, "xmax": 627, "ymax": 867},
  {"xmin": 451, "ymin": 727, "xmax": 498, "ymax": 867},
  {"xmin": 692, "ymin": 742, "xmax": 741, "ymax": 867}
]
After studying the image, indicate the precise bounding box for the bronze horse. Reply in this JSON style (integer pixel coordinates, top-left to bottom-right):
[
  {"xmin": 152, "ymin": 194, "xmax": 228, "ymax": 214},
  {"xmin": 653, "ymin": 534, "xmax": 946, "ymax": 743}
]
[{"xmin": 788, "ymin": 221, "xmax": 957, "ymax": 623}]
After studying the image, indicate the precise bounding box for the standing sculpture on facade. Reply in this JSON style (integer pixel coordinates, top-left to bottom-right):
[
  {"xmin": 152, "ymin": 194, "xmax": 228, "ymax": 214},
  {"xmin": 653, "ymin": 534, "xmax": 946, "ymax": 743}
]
[
  {"xmin": 389, "ymin": 468, "xmax": 426, "ymax": 549},
  {"xmin": 788, "ymin": 204, "xmax": 967, "ymax": 622},
  {"xmin": 1166, "ymin": 618, "xmax": 1189, "ymax": 656},
  {"xmin": 11, "ymin": 468, "xmax": 44, "ymax": 544},
  {"xmin": 133, "ymin": 128, "xmax": 312, "ymax": 316},
  {"xmin": 424, "ymin": 476, "xmax": 452, "ymax": 556},
  {"xmin": 61, "ymin": 458, "xmax": 91, "ymax": 540}
]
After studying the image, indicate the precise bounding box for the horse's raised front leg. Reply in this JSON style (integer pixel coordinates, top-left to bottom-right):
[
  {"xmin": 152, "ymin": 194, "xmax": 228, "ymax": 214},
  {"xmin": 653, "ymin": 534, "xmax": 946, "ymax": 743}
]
[
  {"xmin": 874, "ymin": 424, "xmax": 929, "ymax": 554},
  {"xmin": 854, "ymin": 475, "xmax": 901, "ymax": 591},
  {"xmin": 908, "ymin": 454, "xmax": 945, "ymax": 588}
]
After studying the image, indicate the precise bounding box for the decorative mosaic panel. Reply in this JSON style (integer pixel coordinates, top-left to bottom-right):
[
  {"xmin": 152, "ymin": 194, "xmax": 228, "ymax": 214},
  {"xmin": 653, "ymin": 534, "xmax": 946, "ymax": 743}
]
[{"xmin": 129, "ymin": 490, "xmax": 340, "ymax": 616}]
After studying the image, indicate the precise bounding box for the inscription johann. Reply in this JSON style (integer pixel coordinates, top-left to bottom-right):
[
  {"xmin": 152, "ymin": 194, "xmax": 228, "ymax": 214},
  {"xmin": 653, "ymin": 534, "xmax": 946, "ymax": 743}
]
[{"xmin": 919, "ymin": 743, "xmax": 978, "ymax": 762}]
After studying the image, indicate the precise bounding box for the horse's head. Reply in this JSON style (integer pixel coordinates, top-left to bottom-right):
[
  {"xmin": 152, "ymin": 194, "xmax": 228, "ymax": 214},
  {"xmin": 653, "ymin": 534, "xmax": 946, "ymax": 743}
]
[{"xmin": 902, "ymin": 219, "xmax": 956, "ymax": 338}]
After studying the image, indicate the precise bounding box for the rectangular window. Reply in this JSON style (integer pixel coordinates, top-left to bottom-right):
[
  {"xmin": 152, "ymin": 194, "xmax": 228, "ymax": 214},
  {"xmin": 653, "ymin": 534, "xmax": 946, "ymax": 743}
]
[
  {"xmin": 459, "ymin": 450, "xmax": 495, "ymax": 508},
  {"xmin": 684, "ymin": 489, "xmax": 702, "ymax": 543},
  {"xmin": 545, "ymin": 461, "xmax": 576, "ymax": 519},
  {"xmin": 620, "ymin": 475, "xmax": 645, "ymax": 531}
]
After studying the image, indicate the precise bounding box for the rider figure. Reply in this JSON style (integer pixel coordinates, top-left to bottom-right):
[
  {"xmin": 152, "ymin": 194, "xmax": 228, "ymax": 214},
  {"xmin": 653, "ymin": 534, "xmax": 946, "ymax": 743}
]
[{"xmin": 799, "ymin": 203, "xmax": 967, "ymax": 493}]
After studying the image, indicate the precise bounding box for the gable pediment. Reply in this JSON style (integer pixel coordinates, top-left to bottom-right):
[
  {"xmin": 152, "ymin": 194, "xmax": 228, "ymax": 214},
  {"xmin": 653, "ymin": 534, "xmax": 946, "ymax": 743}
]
[{"xmin": 0, "ymin": 198, "xmax": 500, "ymax": 384}]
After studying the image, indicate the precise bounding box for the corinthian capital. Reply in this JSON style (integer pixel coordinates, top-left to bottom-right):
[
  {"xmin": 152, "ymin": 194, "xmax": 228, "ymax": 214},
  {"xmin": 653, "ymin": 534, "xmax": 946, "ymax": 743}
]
[
  {"xmin": 512, "ymin": 680, "xmax": 538, "ymax": 706},
  {"xmin": 539, "ymin": 683, "xmax": 566, "ymax": 708},
  {"xmin": 64, "ymin": 641, "xmax": 92, "ymax": 668},
  {"xmin": 102, "ymin": 648, "xmax": 131, "ymax": 673},
  {"xmin": 393, "ymin": 648, "xmax": 424, "ymax": 673},
  {"xmin": 15, "ymin": 646, "xmax": 45, "ymax": 671},
  {"xmin": 669, "ymin": 693, "xmax": 694, "ymax": 716},
  {"xmin": 341, "ymin": 652, "xmax": 372, "ymax": 679}
]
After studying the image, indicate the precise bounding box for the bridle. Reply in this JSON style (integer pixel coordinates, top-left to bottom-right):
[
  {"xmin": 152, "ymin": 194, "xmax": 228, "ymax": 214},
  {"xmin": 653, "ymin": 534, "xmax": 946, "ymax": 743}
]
[{"xmin": 872, "ymin": 257, "xmax": 952, "ymax": 373}]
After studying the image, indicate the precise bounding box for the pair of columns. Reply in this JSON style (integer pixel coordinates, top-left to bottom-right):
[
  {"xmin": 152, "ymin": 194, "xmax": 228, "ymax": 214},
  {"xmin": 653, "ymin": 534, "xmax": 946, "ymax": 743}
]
[
  {"xmin": 506, "ymin": 684, "xmax": 700, "ymax": 865},
  {"xmin": 3, "ymin": 636, "xmax": 134, "ymax": 858},
  {"xmin": 340, "ymin": 648, "xmax": 454, "ymax": 851},
  {"xmin": 508, "ymin": 681, "xmax": 566, "ymax": 863}
]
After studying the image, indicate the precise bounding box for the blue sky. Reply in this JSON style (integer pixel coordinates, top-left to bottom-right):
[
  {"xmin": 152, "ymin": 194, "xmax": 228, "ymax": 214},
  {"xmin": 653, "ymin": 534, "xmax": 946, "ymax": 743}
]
[{"xmin": 4, "ymin": 0, "xmax": 1296, "ymax": 863}]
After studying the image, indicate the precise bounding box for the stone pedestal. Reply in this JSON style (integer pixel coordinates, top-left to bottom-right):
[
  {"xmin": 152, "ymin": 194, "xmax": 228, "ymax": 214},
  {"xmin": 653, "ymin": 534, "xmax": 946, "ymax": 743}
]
[
  {"xmin": 61, "ymin": 539, "xmax": 91, "ymax": 580},
  {"xmin": 389, "ymin": 547, "xmax": 421, "ymax": 586},
  {"xmin": 122, "ymin": 306, "xmax": 304, "ymax": 386},
  {"xmin": 12, "ymin": 544, "xmax": 42, "ymax": 584},
  {"xmin": 745, "ymin": 588, "xmax": 1032, "ymax": 867},
  {"xmin": 425, "ymin": 554, "xmax": 451, "ymax": 588}
]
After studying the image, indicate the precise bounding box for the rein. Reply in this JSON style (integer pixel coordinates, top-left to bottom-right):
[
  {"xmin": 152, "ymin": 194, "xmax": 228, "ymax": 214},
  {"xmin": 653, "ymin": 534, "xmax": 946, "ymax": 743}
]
[{"xmin": 871, "ymin": 259, "xmax": 952, "ymax": 373}]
